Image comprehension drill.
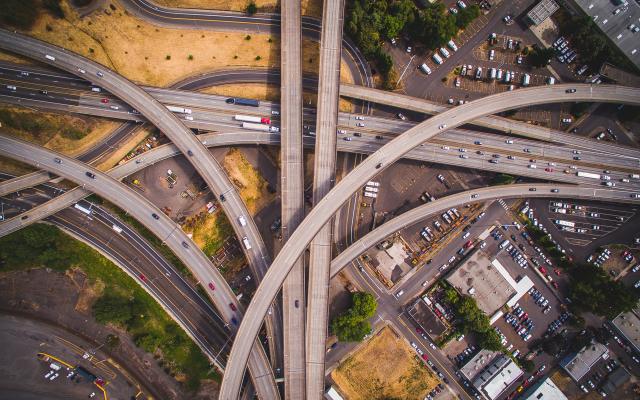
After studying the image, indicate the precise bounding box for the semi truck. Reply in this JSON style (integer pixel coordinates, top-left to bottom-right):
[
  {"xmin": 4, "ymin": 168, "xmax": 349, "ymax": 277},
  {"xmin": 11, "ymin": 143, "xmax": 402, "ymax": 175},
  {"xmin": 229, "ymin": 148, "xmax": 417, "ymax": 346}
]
[
  {"xmin": 74, "ymin": 203, "xmax": 92, "ymax": 215},
  {"xmin": 234, "ymin": 115, "xmax": 271, "ymax": 124},
  {"xmin": 555, "ymin": 220, "xmax": 575, "ymax": 227},
  {"xmin": 576, "ymin": 171, "xmax": 601, "ymax": 179},
  {"xmin": 241, "ymin": 122, "xmax": 279, "ymax": 132},
  {"xmin": 226, "ymin": 97, "xmax": 260, "ymax": 107},
  {"xmin": 166, "ymin": 105, "xmax": 192, "ymax": 114}
]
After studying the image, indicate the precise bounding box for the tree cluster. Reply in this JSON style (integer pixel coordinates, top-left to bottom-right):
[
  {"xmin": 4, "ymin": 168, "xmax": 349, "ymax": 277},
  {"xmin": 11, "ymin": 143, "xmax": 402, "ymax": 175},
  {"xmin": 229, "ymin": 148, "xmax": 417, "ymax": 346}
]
[
  {"xmin": 567, "ymin": 263, "xmax": 637, "ymax": 319},
  {"xmin": 1, "ymin": 0, "xmax": 64, "ymax": 30},
  {"xmin": 443, "ymin": 288, "xmax": 503, "ymax": 351},
  {"xmin": 528, "ymin": 46, "xmax": 554, "ymax": 68},
  {"xmin": 560, "ymin": 15, "xmax": 638, "ymax": 73},
  {"xmin": 345, "ymin": 1, "xmax": 479, "ymax": 88},
  {"xmin": 331, "ymin": 291, "xmax": 378, "ymax": 342}
]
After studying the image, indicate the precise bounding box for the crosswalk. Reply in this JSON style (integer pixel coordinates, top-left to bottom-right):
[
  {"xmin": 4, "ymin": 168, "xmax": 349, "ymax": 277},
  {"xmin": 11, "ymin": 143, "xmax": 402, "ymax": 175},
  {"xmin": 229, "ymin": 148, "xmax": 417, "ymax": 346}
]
[{"xmin": 498, "ymin": 198, "xmax": 510, "ymax": 212}]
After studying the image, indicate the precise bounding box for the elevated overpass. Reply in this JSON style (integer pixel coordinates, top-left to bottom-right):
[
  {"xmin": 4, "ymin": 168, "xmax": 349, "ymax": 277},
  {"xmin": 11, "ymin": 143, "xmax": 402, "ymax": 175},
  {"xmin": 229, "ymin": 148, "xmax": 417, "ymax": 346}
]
[
  {"xmin": 0, "ymin": 29, "xmax": 281, "ymax": 398},
  {"xmin": 218, "ymin": 83, "xmax": 640, "ymax": 398}
]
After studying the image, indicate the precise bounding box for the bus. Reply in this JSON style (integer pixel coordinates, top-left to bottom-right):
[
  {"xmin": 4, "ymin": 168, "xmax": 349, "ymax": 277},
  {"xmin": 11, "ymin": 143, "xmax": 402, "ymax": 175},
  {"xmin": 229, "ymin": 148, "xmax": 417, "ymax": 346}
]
[{"xmin": 74, "ymin": 203, "xmax": 92, "ymax": 215}]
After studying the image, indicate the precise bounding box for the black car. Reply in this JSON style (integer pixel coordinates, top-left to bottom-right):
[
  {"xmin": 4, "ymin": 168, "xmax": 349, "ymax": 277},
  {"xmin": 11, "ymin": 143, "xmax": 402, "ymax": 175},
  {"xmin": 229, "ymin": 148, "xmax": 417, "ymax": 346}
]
[
  {"xmin": 375, "ymin": 163, "xmax": 383, "ymax": 169},
  {"xmin": 375, "ymin": 135, "xmax": 384, "ymax": 140},
  {"xmin": 182, "ymin": 241, "xmax": 189, "ymax": 249},
  {"xmin": 152, "ymin": 213, "xmax": 160, "ymax": 220},
  {"xmin": 219, "ymin": 194, "xmax": 226, "ymax": 202},
  {"xmin": 529, "ymin": 187, "xmax": 537, "ymax": 191},
  {"xmin": 85, "ymin": 171, "xmax": 96, "ymax": 179},
  {"xmin": 354, "ymin": 132, "xmax": 362, "ymax": 137},
  {"xmin": 566, "ymin": 88, "xmax": 576, "ymax": 93},
  {"xmin": 187, "ymin": 150, "xmax": 194, "ymax": 156},
  {"xmin": 294, "ymin": 300, "xmax": 300, "ymax": 308}
]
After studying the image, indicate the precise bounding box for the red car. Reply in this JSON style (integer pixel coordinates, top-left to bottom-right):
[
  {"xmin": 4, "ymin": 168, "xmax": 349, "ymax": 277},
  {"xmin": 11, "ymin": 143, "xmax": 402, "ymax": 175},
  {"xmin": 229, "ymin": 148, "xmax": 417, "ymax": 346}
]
[
  {"xmin": 539, "ymin": 266, "xmax": 547, "ymax": 274},
  {"xmin": 421, "ymin": 354, "xmax": 428, "ymax": 361},
  {"xmin": 208, "ymin": 282, "xmax": 215, "ymax": 291},
  {"xmin": 554, "ymin": 268, "xmax": 561, "ymax": 276},
  {"xmin": 229, "ymin": 303, "xmax": 237, "ymax": 311},
  {"xmin": 545, "ymin": 168, "xmax": 553, "ymax": 172},
  {"xmin": 416, "ymin": 327, "xmax": 423, "ymax": 334},
  {"xmin": 100, "ymin": 98, "xmax": 109, "ymax": 103},
  {"xmin": 139, "ymin": 273, "xmax": 146, "ymax": 281},
  {"xmin": 464, "ymin": 240, "xmax": 473, "ymax": 248},
  {"xmin": 552, "ymin": 281, "xmax": 559, "ymax": 289}
]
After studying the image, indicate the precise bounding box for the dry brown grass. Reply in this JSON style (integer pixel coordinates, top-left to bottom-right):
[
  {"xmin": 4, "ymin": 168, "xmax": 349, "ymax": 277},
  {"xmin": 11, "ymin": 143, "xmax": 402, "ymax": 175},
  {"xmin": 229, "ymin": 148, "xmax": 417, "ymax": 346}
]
[
  {"xmin": 153, "ymin": 0, "xmax": 322, "ymax": 18},
  {"xmin": 95, "ymin": 126, "xmax": 150, "ymax": 171},
  {"xmin": 331, "ymin": 326, "xmax": 439, "ymax": 400},
  {"xmin": 0, "ymin": 156, "xmax": 37, "ymax": 176},
  {"xmin": 0, "ymin": 105, "xmax": 120, "ymax": 157},
  {"xmin": 21, "ymin": 1, "xmax": 350, "ymax": 87},
  {"xmin": 0, "ymin": 50, "xmax": 34, "ymax": 65},
  {"xmin": 223, "ymin": 148, "xmax": 274, "ymax": 215}
]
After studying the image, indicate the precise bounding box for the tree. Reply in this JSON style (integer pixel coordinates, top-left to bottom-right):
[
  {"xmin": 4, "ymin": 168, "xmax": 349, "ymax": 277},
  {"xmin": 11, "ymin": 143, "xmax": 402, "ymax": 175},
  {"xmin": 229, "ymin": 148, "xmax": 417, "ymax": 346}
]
[
  {"xmin": 455, "ymin": 5, "xmax": 480, "ymax": 28},
  {"xmin": 528, "ymin": 46, "xmax": 554, "ymax": 68},
  {"xmin": 93, "ymin": 293, "xmax": 134, "ymax": 326},
  {"xmin": 245, "ymin": 0, "xmax": 257, "ymax": 15},
  {"xmin": 331, "ymin": 291, "xmax": 377, "ymax": 342},
  {"xmin": 478, "ymin": 329, "xmax": 503, "ymax": 351}
]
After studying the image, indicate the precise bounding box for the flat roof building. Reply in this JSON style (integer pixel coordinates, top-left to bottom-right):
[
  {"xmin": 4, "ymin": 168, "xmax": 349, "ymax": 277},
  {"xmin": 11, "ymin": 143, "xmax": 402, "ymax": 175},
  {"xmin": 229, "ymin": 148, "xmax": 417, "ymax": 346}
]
[
  {"xmin": 521, "ymin": 377, "xmax": 568, "ymax": 400},
  {"xmin": 611, "ymin": 307, "xmax": 640, "ymax": 353},
  {"xmin": 559, "ymin": 341, "xmax": 609, "ymax": 382},
  {"xmin": 527, "ymin": 0, "xmax": 559, "ymax": 25},
  {"xmin": 372, "ymin": 241, "xmax": 410, "ymax": 283},
  {"xmin": 446, "ymin": 251, "xmax": 533, "ymax": 323},
  {"xmin": 460, "ymin": 350, "xmax": 523, "ymax": 400},
  {"xmin": 406, "ymin": 297, "xmax": 448, "ymax": 339}
]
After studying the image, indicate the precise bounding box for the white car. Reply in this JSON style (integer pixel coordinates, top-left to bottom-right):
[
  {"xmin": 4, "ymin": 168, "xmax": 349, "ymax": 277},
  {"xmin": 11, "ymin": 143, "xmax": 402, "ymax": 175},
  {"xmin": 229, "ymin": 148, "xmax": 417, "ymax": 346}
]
[
  {"xmin": 438, "ymin": 124, "xmax": 447, "ymax": 130},
  {"xmin": 355, "ymin": 116, "xmax": 365, "ymax": 120}
]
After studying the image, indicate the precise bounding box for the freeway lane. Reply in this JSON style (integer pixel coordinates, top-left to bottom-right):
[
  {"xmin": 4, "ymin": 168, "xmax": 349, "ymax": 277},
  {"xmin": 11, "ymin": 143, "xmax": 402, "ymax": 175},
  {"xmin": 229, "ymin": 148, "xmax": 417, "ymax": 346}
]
[
  {"xmin": 219, "ymin": 83, "xmax": 640, "ymax": 398},
  {"xmin": 0, "ymin": 29, "xmax": 282, "ymax": 395},
  {"xmin": 279, "ymin": 0, "xmax": 307, "ymax": 396},
  {"xmin": 5, "ymin": 130, "xmax": 640, "ymax": 239},
  {"xmin": 1, "ymin": 188, "xmax": 232, "ymax": 367},
  {"xmin": 306, "ymin": 0, "xmax": 345, "ymax": 397},
  {"xmin": 0, "ymin": 134, "xmax": 279, "ymax": 399},
  {"xmin": 2, "ymin": 66, "xmax": 639, "ymax": 172},
  {"xmin": 328, "ymin": 184, "xmax": 640, "ymax": 277}
]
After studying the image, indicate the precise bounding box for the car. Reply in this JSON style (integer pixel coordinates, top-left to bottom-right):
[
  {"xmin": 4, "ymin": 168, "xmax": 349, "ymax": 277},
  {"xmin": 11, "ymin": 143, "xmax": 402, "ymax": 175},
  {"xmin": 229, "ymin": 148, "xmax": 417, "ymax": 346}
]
[
  {"xmin": 271, "ymin": 110, "xmax": 280, "ymax": 116},
  {"xmin": 529, "ymin": 187, "xmax": 537, "ymax": 191},
  {"xmin": 439, "ymin": 124, "xmax": 447, "ymax": 130},
  {"xmin": 566, "ymin": 88, "xmax": 576, "ymax": 93},
  {"xmin": 406, "ymin": 46, "xmax": 412, "ymax": 53},
  {"xmin": 561, "ymin": 118, "xmax": 572, "ymax": 123},
  {"xmin": 229, "ymin": 303, "xmax": 237, "ymax": 311},
  {"xmin": 138, "ymin": 273, "xmax": 146, "ymax": 281},
  {"xmin": 100, "ymin": 98, "xmax": 109, "ymax": 103},
  {"xmin": 152, "ymin": 213, "xmax": 159, "ymax": 220},
  {"xmin": 355, "ymin": 116, "xmax": 365, "ymax": 120},
  {"xmin": 208, "ymin": 282, "xmax": 215, "ymax": 290},
  {"xmin": 54, "ymin": 157, "xmax": 62, "ymax": 164},
  {"xmin": 545, "ymin": 168, "xmax": 553, "ymax": 172},
  {"xmin": 397, "ymin": 113, "xmax": 407, "ymax": 121},
  {"xmin": 182, "ymin": 241, "xmax": 189, "ymax": 249},
  {"xmin": 471, "ymin": 194, "xmax": 479, "ymax": 199},
  {"xmin": 356, "ymin": 123, "xmax": 365, "ymax": 127},
  {"xmin": 85, "ymin": 171, "xmax": 96, "ymax": 179},
  {"xmin": 40, "ymin": 89, "xmax": 48, "ymax": 95},
  {"xmin": 294, "ymin": 299, "xmax": 300, "ymax": 308},
  {"xmin": 551, "ymin": 189, "xmax": 559, "ymax": 193},
  {"xmin": 96, "ymin": 71, "xmax": 104, "ymax": 77}
]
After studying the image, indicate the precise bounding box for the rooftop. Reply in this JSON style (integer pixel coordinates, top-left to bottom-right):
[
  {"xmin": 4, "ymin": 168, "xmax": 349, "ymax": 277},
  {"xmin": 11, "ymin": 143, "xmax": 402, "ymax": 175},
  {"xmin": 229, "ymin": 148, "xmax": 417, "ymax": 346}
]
[
  {"xmin": 447, "ymin": 251, "xmax": 516, "ymax": 316},
  {"xmin": 460, "ymin": 349, "xmax": 499, "ymax": 381},
  {"xmin": 559, "ymin": 341, "xmax": 609, "ymax": 382},
  {"xmin": 611, "ymin": 308, "xmax": 640, "ymax": 353},
  {"xmin": 527, "ymin": 0, "xmax": 559, "ymax": 25},
  {"xmin": 406, "ymin": 298, "xmax": 448, "ymax": 338},
  {"xmin": 521, "ymin": 377, "xmax": 568, "ymax": 400},
  {"xmin": 476, "ymin": 355, "xmax": 523, "ymax": 400}
]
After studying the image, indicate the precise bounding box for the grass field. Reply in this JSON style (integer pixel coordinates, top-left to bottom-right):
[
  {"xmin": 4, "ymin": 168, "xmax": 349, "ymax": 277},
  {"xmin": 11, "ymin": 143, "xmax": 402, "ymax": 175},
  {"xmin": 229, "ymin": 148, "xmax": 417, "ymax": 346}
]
[
  {"xmin": 153, "ymin": 0, "xmax": 323, "ymax": 17},
  {"xmin": 331, "ymin": 326, "xmax": 440, "ymax": 400},
  {"xmin": 223, "ymin": 147, "xmax": 274, "ymax": 215},
  {"xmin": 0, "ymin": 105, "xmax": 120, "ymax": 157},
  {"xmin": 182, "ymin": 210, "xmax": 234, "ymax": 258},
  {"xmin": 21, "ymin": 0, "xmax": 351, "ymax": 87}
]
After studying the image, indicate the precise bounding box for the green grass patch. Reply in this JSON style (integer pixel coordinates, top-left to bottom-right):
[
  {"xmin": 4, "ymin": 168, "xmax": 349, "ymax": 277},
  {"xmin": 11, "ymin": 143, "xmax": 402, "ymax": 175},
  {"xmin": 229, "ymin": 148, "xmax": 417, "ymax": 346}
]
[{"xmin": 0, "ymin": 223, "xmax": 217, "ymax": 390}]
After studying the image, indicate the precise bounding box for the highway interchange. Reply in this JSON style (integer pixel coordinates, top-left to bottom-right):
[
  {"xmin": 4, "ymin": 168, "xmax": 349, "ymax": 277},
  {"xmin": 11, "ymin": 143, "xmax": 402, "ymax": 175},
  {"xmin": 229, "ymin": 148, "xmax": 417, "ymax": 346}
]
[{"xmin": 1, "ymin": 3, "xmax": 640, "ymax": 399}]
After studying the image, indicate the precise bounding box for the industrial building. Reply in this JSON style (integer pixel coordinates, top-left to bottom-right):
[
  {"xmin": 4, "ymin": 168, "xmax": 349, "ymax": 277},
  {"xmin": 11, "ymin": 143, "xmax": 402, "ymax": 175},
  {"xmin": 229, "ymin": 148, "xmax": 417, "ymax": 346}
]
[
  {"xmin": 527, "ymin": 0, "xmax": 559, "ymax": 25},
  {"xmin": 611, "ymin": 307, "xmax": 640, "ymax": 354},
  {"xmin": 521, "ymin": 377, "xmax": 568, "ymax": 400}
]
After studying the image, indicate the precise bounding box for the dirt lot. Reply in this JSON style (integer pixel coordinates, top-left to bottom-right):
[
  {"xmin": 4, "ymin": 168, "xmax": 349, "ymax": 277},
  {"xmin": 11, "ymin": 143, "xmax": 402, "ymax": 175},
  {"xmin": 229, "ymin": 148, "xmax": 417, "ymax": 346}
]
[
  {"xmin": 21, "ymin": 0, "xmax": 350, "ymax": 87},
  {"xmin": 0, "ymin": 105, "xmax": 121, "ymax": 157},
  {"xmin": 331, "ymin": 326, "xmax": 439, "ymax": 400},
  {"xmin": 153, "ymin": 0, "xmax": 323, "ymax": 17},
  {"xmin": 223, "ymin": 147, "xmax": 274, "ymax": 215}
]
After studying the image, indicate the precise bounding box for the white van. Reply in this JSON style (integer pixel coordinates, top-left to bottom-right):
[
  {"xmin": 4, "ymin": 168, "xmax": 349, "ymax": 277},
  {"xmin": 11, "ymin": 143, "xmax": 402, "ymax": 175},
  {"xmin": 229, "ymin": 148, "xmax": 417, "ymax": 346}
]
[
  {"xmin": 91, "ymin": 87, "xmax": 101, "ymax": 93},
  {"xmin": 447, "ymin": 40, "xmax": 458, "ymax": 52},
  {"xmin": 440, "ymin": 47, "xmax": 450, "ymax": 58},
  {"xmin": 547, "ymin": 76, "xmax": 555, "ymax": 85},
  {"xmin": 238, "ymin": 216, "xmax": 247, "ymax": 227},
  {"xmin": 432, "ymin": 53, "xmax": 443, "ymax": 65},
  {"xmin": 242, "ymin": 237, "xmax": 252, "ymax": 250},
  {"xmin": 522, "ymin": 74, "xmax": 531, "ymax": 86},
  {"xmin": 395, "ymin": 290, "xmax": 405, "ymax": 298},
  {"xmin": 500, "ymin": 239, "xmax": 510, "ymax": 249},
  {"xmin": 45, "ymin": 54, "xmax": 56, "ymax": 61},
  {"xmin": 420, "ymin": 63, "xmax": 432, "ymax": 75}
]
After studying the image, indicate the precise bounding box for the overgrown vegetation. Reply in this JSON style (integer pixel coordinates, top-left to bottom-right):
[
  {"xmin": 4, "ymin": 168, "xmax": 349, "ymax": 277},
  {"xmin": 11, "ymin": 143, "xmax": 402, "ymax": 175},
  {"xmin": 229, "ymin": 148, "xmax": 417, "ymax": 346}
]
[
  {"xmin": 245, "ymin": 0, "xmax": 257, "ymax": 15},
  {"xmin": 0, "ymin": 0, "xmax": 64, "ymax": 29},
  {"xmin": 0, "ymin": 224, "xmax": 215, "ymax": 390},
  {"xmin": 443, "ymin": 287, "xmax": 503, "ymax": 351},
  {"xmin": 331, "ymin": 291, "xmax": 378, "ymax": 342},
  {"xmin": 521, "ymin": 217, "xmax": 637, "ymax": 319},
  {"xmin": 560, "ymin": 15, "xmax": 638, "ymax": 73},
  {"xmin": 528, "ymin": 46, "xmax": 554, "ymax": 68},
  {"xmin": 490, "ymin": 173, "xmax": 515, "ymax": 186},
  {"xmin": 569, "ymin": 102, "xmax": 592, "ymax": 118},
  {"xmin": 567, "ymin": 263, "xmax": 637, "ymax": 319},
  {"xmin": 0, "ymin": 108, "xmax": 89, "ymax": 141},
  {"xmin": 345, "ymin": 0, "xmax": 479, "ymax": 88}
]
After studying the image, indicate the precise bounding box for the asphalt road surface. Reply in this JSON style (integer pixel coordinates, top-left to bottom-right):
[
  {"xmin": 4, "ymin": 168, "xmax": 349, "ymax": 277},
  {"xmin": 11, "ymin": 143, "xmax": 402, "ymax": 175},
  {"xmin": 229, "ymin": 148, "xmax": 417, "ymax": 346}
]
[{"xmin": 218, "ymin": 82, "xmax": 640, "ymax": 398}]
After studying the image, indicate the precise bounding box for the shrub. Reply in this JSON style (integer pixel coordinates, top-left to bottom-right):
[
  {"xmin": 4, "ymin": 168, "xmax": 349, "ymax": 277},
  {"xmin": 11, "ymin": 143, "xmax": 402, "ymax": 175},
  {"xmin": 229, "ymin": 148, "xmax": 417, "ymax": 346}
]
[{"xmin": 246, "ymin": 0, "xmax": 258, "ymax": 15}]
